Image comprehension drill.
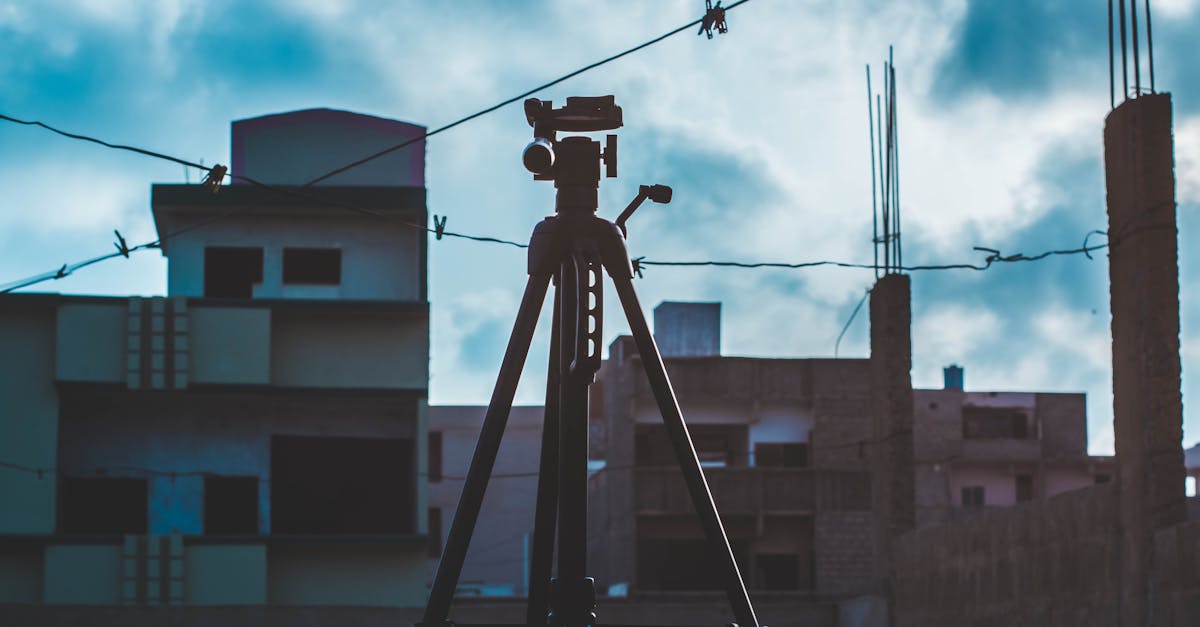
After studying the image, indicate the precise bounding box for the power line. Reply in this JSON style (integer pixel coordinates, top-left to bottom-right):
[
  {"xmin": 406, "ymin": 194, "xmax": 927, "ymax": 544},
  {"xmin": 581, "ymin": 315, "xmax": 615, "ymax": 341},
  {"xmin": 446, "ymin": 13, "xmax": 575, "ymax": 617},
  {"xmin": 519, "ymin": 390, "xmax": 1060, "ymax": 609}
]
[
  {"xmin": 299, "ymin": 0, "xmax": 757, "ymax": 187},
  {"xmin": 0, "ymin": 1, "xmax": 761, "ymax": 293}
]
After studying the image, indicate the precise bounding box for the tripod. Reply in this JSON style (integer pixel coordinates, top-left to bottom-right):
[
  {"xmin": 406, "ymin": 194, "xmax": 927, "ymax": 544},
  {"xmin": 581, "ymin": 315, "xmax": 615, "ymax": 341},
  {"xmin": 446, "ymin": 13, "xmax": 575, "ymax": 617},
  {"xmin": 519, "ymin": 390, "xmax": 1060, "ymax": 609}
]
[{"xmin": 419, "ymin": 97, "xmax": 760, "ymax": 627}]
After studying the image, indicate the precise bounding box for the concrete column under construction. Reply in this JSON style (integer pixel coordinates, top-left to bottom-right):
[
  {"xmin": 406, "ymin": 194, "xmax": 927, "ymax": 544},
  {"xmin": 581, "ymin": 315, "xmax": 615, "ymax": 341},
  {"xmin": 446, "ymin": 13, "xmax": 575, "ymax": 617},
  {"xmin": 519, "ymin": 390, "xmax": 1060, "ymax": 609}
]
[
  {"xmin": 868, "ymin": 273, "xmax": 915, "ymax": 597},
  {"xmin": 1103, "ymin": 92, "xmax": 1187, "ymax": 626}
]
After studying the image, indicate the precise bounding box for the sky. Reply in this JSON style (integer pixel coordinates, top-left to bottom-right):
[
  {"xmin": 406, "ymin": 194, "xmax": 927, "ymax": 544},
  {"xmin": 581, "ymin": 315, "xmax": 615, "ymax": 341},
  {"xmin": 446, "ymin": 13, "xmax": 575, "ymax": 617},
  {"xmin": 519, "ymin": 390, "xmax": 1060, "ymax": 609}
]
[{"xmin": 1, "ymin": 0, "xmax": 1198, "ymax": 454}]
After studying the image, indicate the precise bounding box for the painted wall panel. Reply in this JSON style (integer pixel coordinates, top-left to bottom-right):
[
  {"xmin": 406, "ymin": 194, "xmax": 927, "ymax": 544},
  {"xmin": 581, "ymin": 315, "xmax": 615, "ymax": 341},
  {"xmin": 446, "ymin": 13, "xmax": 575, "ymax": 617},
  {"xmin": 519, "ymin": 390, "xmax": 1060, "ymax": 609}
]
[
  {"xmin": 43, "ymin": 544, "xmax": 120, "ymax": 604},
  {"xmin": 55, "ymin": 303, "xmax": 125, "ymax": 383},
  {"xmin": 184, "ymin": 544, "xmax": 267, "ymax": 604},
  {"xmin": 271, "ymin": 312, "xmax": 428, "ymax": 389},
  {"xmin": 0, "ymin": 547, "xmax": 43, "ymax": 602},
  {"xmin": 268, "ymin": 544, "xmax": 426, "ymax": 606},
  {"xmin": 189, "ymin": 307, "xmax": 271, "ymax": 384},
  {"xmin": 0, "ymin": 310, "xmax": 58, "ymax": 533},
  {"xmin": 165, "ymin": 218, "xmax": 423, "ymax": 302}
]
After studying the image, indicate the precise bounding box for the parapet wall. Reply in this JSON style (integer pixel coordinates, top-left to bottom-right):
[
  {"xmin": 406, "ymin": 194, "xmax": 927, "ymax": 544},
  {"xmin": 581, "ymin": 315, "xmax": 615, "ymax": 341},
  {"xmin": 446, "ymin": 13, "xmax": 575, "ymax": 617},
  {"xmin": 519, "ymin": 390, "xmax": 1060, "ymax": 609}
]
[{"xmin": 892, "ymin": 484, "xmax": 1119, "ymax": 627}]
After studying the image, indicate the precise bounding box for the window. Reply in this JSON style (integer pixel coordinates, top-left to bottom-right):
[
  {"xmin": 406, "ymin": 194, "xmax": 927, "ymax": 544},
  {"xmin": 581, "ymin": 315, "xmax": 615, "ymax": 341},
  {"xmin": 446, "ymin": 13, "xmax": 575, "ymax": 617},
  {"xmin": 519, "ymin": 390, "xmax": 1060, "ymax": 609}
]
[
  {"xmin": 962, "ymin": 407, "xmax": 1029, "ymax": 439},
  {"xmin": 204, "ymin": 476, "xmax": 259, "ymax": 535},
  {"xmin": 428, "ymin": 508, "xmax": 442, "ymax": 557},
  {"xmin": 635, "ymin": 425, "xmax": 745, "ymax": 467},
  {"xmin": 637, "ymin": 540, "xmax": 750, "ymax": 591},
  {"xmin": 283, "ymin": 248, "xmax": 341, "ymax": 285},
  {"xmin": 428, "ymin": 431, "xmax": 442, "ymax": 482},
  {"xmin": 1015, "ymin": 474, "xmax": 1034, "ymax": 503},
  {"xmin": 754, "ymin": 443, "xmax": 809, "ymax": 468},
  {"xmin": 755, "ymin": 554, "xmax": 800, "ymax": 590},
  {"xmin": 204, "ymin": 247, "xmax": 263, "ymax": 297},
  {"xmin": 60, "ymin": 477, "xmax": 147, "ymax": 534},
  {"xmin": 271, "ymin": 435, "xmax": 413, "ymax": 534},
  {"xmin": 961, "ymin": 485, "xmax": 985, "ymax": 507}
]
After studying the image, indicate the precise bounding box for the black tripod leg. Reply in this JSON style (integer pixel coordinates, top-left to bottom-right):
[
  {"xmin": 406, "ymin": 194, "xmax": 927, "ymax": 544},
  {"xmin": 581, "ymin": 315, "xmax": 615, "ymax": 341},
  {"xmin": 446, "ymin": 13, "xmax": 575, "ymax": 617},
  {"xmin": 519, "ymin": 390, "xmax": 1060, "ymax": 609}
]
[
  {"xmin": 526, "ymin": 284, "xmax": 562, "ymax": 625},
  {"xmin": 610, "ymin": 271, "xmax": 760, "ymax": 627},
  {"xmin": 423, "ymin": 273, "xmax": 552, "ymax": 627}
]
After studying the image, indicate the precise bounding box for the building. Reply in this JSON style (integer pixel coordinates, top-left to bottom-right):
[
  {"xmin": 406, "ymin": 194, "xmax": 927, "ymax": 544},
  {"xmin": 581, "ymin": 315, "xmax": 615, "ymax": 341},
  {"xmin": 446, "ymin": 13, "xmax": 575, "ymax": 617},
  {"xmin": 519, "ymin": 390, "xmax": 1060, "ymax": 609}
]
[
  {"xmin": 588, "ymin": 302, "xmax": 875, "ymax": 596},
  {"xmin": 426, "ymin": 405, "xmax": 544, "ymax": 596},
  {"xmin": 913, "ymin": 366, "xmax": 1115, "ymax": 526},
  {"xmin": 0, "ymin": 109, "xmax": 432, "ymax": 606},
  {"xmin": 586, "ymin": 302, "xmax": 1114, "ymax": 597}
]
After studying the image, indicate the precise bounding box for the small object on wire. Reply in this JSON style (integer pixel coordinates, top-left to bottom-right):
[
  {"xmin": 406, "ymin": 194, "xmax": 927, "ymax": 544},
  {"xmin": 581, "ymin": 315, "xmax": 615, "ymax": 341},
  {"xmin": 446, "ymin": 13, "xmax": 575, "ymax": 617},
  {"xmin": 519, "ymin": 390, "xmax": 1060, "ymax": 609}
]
[
  {"xmin": 632, "ymin": 256, "xmax": 645, "ymax": 278},
  {"xmin": 202, "ymin": 164, "xmax": 227, "ymax": 194},
  {"xmin": 54, "ymin": 264, "xmax": 68, "ymax": 279},
  {"xmin": 113, "ymin": 230, "xmax": 130, "ymax": 258},
  {"xmin": 433, "ymin": 215, "xmax": 448, "ymax": 240},
  {"xmin": 698, "ymin": 0, "xmax": 728, "ymax": 39}
]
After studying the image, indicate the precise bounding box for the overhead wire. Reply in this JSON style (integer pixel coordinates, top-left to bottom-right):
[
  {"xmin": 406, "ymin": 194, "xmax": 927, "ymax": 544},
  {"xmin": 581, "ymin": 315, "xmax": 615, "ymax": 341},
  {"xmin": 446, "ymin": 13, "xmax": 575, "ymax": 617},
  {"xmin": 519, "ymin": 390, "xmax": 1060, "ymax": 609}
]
[
  {"xmin": 0, "ymin": 1, "xmax": 762, "ymax": 293},
  {"xmin": 299, "ymin": 0, "xmax": 757, "ymax": 187}
]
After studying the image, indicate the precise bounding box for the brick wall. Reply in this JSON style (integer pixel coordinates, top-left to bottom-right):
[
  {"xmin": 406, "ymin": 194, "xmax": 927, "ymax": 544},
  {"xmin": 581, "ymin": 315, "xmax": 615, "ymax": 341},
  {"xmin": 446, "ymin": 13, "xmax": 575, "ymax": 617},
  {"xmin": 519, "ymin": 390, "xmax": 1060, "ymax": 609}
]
[
  {"xmin": 892, "ymin": 483, "xmax": 1119, "ymax": 627},
  {"xmin": 814, "ymin": 511, "xmax": 874, "ymax": 594},
  {"xmin": 1152, "ymin": 520, "xmax": 1200, "ymax": 625}
]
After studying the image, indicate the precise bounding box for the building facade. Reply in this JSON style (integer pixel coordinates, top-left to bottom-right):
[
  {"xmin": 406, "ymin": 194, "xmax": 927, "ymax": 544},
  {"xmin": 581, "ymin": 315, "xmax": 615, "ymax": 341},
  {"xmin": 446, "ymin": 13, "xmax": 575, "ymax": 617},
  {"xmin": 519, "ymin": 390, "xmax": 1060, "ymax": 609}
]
[
  {"xmin": 0, "ymin": 109, "xmax": 432, "ymax": 606},
  {"xmin": 913, "ymin": 367, "xmax": 1115, "ymax": 526}
]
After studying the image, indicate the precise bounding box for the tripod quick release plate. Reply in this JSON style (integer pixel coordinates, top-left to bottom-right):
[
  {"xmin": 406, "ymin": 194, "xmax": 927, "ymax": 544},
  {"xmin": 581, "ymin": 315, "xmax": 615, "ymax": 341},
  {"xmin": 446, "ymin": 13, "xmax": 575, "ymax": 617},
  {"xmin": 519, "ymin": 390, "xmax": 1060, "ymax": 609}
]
[{"xmin": 525, "ymin": 96, "xmax": 623, "ymax": 133}]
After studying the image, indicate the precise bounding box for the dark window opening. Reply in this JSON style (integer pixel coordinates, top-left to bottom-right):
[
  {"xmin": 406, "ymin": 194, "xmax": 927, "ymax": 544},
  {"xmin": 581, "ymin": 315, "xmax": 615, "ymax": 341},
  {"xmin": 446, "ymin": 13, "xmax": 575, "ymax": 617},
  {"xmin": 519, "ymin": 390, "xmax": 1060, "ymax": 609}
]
[
  {"xmin": 1015, "ymin": 474, "xmax": 1034, "ymax": 503},
  {"xmin": 637, "ymin": 540, "xmax": 749, "ymax": 591},
  {"xmin": 1095, "ymin": 474, "xmax": 1112, "ymax": 484},
  {"xmin": 961, "ymin": 485, "xmax": 985, "ymax": 507},
  {"xmin": 428, "ymin": 431, "xmax": 442, "ymax": 482},
  {"xmin": 271, "ymin": 435, "xmax": 413, "ymax": 534},
  {"xmin": 60, "ymin": 477, "xmax": 147, "ymax": 534},
  {"xmin": 204, "ymin": 476, "xmax": 259, "ymax": 535},
  {"xmin": 755, "ymin": 442, "xmax": 809, "ymax": 468},
  {"xmin": 636, "ymin": 425, "xmax": 745, "ymax": 467},
  {"xmin": 283, "ymin": 248, "xmax": 341, "ymax": 285},
  {"xmin": 428, "ymin": 508, "xmax": 442, "ymax": 557},
  {"xmin": 204, "ymin": 247, "xmax": 263, "ymax": 298},
  {"xmin": 963, "ymin": 407, "xmax": 1029, "ymax": 439},
  {"xmin": 756, "ymin": 553, "xmax": 800, "ymax": 590}
]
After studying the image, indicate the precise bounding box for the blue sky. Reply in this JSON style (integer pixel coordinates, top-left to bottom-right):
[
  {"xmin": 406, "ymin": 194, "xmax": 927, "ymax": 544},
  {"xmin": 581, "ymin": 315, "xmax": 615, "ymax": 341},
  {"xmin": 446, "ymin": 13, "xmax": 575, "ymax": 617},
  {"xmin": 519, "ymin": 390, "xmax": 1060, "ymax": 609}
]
[{"xmin": 1, "ymin": 0, "xmax": 1198, "ymax": 454}]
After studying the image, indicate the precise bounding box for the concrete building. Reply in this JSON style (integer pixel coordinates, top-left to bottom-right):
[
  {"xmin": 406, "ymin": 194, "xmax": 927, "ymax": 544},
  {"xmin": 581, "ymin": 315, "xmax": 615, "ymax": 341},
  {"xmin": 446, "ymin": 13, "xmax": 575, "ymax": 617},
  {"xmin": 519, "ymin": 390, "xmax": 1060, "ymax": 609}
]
[
  {"xmin": 586, "ymin": 302, "xmax": 1114, "ymax": 598},
  {"xmin": 913, "ymin": 367, "xmax": 1115, "ymax": 526},
  {"xmin": 0, "ymin": 108, "xmax": 432, "ymax": 606},
  {"xmin": 589, "ymin": 302, "xmax": 875, "ymax": 596},
  {"xmin": 426, "ymin": 405, "xmax": 544, "ymax": 596}
]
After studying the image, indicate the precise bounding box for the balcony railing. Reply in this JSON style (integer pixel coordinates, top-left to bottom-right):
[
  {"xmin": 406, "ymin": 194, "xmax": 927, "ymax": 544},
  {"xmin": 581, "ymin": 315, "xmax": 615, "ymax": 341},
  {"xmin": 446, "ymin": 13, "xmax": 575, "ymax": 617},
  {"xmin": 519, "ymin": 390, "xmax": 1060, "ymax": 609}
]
[{"xmin": 633, "ymin": 467, "xmax": 870, "ymax": 515}]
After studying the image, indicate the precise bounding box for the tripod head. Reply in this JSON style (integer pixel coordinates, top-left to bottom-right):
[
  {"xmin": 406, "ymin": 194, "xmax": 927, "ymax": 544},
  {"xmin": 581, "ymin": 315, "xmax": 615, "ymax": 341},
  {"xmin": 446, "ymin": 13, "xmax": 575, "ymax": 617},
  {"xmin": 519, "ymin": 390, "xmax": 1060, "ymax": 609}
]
[{"xmin": 522, "ymin": 97, "xmax": 622, "ymax": 213}]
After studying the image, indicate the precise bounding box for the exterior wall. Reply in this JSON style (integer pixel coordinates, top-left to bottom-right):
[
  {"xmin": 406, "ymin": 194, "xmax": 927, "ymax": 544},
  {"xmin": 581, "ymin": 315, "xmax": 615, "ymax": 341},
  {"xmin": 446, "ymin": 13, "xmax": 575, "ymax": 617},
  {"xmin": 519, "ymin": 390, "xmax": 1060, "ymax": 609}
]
[
  {"xmin": 652, "ymin": 301, "xmax": 720, "ymax": 357},
  {"xmin": 0, "ymin": 596, "xmax": 843, "ymax": 627},
  {"xmin": 947, "ymin": 464, "xmax": 1018, "ymax": 507},
  {"xmin": 160, "ymin": 215, "xmax": 425, "ymax": 302},
  {"xmin": 57, "ymin": 390, "xmax": 421, "ymax": 536},
  {"xmin": 268, "ymin": 543, "xmax": 427, "ymax": 606},
  {"xmin": 1153, "ymin": 520, "xmax": 1200, "ymax": 625},
  {"xmin": 0, "ymin": 545, "xmax": 42, "ymax": 602},
  {"xmin": 0, "ymin": 304, "xmax": 59, "ymax": 534},
  {"xmin": 426, "ymin": 406, "xmax": 544, "ymax": 594},
  {"xmin": 231, "ymin": 109, "xmax": 425, "ymax": 188},
  {"xmin": 893, "ymin": 484, "xmax": 1120, "ymax": 627},
  {"xmin": 813, "ymin": 511, "xmax": 874, "ymax": 594},
  {"xmin": 43, "ymin": 545, "xmax": 122, "ymax": 605},
  {"xmin": 184, "ymin": 544, "xmax": 267, "ymax": 604},
  {"xmin": 189, "ymin": 306, "xmax": 272, "ymax": 385},
  {"xmin": 270, "ymin": 308, "xmax": 429, "ymax": 389}
]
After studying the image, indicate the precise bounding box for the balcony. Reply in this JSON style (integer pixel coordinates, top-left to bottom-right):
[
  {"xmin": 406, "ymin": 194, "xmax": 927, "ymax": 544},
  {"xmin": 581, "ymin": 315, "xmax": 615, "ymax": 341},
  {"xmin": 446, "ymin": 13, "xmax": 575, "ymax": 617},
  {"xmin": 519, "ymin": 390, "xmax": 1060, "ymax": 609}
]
[
  {"xmin": 633, "ymin": 467, "xmax": 870, "ymax": 515},
  {"xmin": 960, "ymin": 437, "xmax": 1043, "ymax": 463}
]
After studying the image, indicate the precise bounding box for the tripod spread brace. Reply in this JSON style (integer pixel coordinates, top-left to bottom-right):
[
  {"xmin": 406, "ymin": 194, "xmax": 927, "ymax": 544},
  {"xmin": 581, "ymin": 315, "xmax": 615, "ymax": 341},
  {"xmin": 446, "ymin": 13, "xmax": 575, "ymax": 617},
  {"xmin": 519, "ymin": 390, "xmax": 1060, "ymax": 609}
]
[{"xmin": 419, "ymin": 96, "xmax": 761, "ymax": 627}]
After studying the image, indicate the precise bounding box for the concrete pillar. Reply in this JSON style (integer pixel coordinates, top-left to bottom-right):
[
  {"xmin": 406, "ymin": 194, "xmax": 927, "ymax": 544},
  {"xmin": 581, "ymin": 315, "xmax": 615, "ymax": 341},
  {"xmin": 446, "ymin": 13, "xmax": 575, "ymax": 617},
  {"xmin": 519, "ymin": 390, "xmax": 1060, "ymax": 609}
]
[
  {"xmin": 1104, "ymin": 93, "xmax": 1187, "ymax": 626},
  {"xmin": 869, "ymin": 273, "xmax": 915, "ymax": 594}
]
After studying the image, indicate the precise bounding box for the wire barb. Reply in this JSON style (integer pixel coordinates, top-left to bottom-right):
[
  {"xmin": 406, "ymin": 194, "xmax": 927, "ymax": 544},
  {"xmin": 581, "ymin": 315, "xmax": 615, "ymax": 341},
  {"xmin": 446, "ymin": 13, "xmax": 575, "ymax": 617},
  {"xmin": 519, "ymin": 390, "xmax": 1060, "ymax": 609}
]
[{"xmin": 113, "ymin": 230, "xmax": 130, "ymax": 258}]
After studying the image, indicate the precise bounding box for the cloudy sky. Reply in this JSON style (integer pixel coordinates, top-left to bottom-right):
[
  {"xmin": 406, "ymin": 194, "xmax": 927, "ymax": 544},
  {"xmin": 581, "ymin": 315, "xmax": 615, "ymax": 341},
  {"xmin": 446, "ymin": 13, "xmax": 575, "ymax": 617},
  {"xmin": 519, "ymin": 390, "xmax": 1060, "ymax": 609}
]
[{"xmin": 2, "ymin": 0, "xmax": 1198, "ymax": 454}]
